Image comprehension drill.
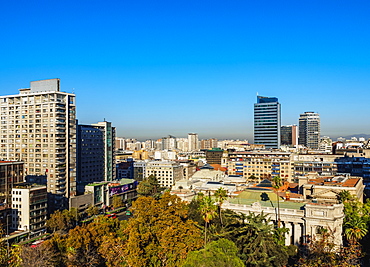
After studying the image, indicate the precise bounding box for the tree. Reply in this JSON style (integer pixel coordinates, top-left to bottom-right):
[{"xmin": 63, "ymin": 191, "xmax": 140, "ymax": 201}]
[
  {"xmin": 137, "ymin": 175, "xmax": 162, "ymax": 198},
  {"xmin": 112, "ymin": 195, "xmax": 124, "ymax": 210},
  {"xmin": 272, "ymin": 176, "xmax": 282, "ymax": 227},
  {"xmin": 337, "ymin": 190, "xmax": 353, "ymax": 203},
  {"xmin": 248, "ymin": 175, "xmax": 257, "ymax": 182},
  {"xmin": 123, "ymin": 192, "xmax": 203, "ymax": 267},
  {"xmin": 19, "ymin": 243, "xmax": 58, "ymax": 267},
  {"xmin": 65, "ymin": 227, "xmax": 105, "ymax": 267},
  {"xmin": 0, "ymin": 226, "xmax": 10, "ymax": 266},
  {"xmin": 214, "ymin": 187, "xmax": 228, "ymax": 227},
  {"xmin": 46, "ymin": 209, "xmax": 79, "ymax": 233},
  {"xmin": 182, "ymin": 238, "xmax": 245, "ymax": 267},
  {"xmin": 344, "ymin": 216, "xmax": 368, "ymax": 243},
  {"xmin": 198, "ymin": 194, "xmax": 217, "ymax": 246},
  {"xmin": 86, "ymin": 205, "xmax": 99, "ymax": 217},
  {"xmin": 223, "ymin": 212, "xmax": 289, "ymax": 267},
  {"xmin": 64, "ymin": 216, "xmax": 123, "ymax": 267}
]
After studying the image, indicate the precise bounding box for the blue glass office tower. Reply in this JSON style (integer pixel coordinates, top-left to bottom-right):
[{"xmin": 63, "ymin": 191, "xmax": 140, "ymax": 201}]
[{"xmin": 254, "ymin": 96, "xmax": 281, "ymax": 149}]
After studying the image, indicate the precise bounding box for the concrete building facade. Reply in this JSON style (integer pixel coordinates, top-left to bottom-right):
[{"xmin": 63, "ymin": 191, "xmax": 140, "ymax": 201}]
[
  {"xmin": 0, "ymin": 79, "xmax": 77, "ymax": 208},
  {"xmin": 227, "ymin": 151, "xmax": 294, "ymax": 182},
  {"xmin": 11, "ymin": 183, "xmax": 47, "ymax": 238},
  {"xmin": 188, "ymin": 133, "xmax": 199, "ymax": 151},
  {"xmin": 146, "ymin": 161, "xmax": 184, "ymax": 188}
]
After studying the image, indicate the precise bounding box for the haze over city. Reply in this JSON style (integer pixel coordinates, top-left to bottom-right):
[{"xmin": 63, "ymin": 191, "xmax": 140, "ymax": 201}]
[{"xmin": 1, "ymin": 1, "xmax": 369, "ymax": 140}]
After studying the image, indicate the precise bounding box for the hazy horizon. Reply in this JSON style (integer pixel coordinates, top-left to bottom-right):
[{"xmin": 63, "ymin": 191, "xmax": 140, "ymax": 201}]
[{"xmin": 1, "ymin": 1, "xmax": 369, "ymax": 140}]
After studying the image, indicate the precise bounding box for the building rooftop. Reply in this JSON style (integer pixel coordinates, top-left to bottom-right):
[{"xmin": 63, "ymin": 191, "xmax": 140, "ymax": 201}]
[
  {"xmin": 230, "ymin": 189, "xmax": 305, "ymax": 210},
  {"xmin": 12, "ymin": 183, "xmax": 46, "ymax": 190},
  {"xmin": 307, "ymin": 177, "xmax": 361, "ymax": 187}
]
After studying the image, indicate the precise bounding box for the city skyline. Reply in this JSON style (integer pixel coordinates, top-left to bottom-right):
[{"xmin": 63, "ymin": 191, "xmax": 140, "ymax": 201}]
[{"xmin": 1, "ymin": 1, "xmax": 370, "ymax": 140}]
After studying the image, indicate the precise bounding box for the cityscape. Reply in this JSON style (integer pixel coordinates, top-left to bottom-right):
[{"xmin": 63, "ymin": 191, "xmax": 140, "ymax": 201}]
[{"xmin": 1, "ymin": 1, "xmax": 370, "ymax": 267}]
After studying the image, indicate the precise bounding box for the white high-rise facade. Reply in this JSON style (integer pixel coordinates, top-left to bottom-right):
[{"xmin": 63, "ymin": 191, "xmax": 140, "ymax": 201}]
[
  {"xmin": 188, "ymin": 133, "xmax": 199, "ymax": 151},
  {"xmin": 0, "ymin": 79, "xmax": 77, "ymax": 207}
]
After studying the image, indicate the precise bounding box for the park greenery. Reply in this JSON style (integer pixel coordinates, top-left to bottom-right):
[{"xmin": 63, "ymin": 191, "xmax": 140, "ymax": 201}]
[{"xmin": 1, "ymin": 180, "xmax": 370, "ymax": 267}]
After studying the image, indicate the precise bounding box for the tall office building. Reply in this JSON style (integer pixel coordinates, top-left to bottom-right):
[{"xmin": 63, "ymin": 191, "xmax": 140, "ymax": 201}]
[
  {"xmin": 281, "ymin": 125, "xmax": 298, "ymax": 146},
  {"xmin": 298, "ymin": 112, "xmax": 320, "ymax": 149},
  {"xmin": 0, "ymin": 79, "xmax": 77, "ymax": 208},
  {"xmin": 77, "ymin": 121, "xmax": 115, "ymax": 187},
  {"xmin": 254, "ymin": 96, "xmax": 281, "ymax": 149},
  {"xmin": 188, "ymin": 133, "xmax": 199, "ymax": 151}
]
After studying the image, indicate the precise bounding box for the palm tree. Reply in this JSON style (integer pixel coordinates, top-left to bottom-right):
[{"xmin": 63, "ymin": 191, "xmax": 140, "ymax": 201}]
[
  {"xmin": 199, "ymin": 195, "xmax": 217, "ymax": 246},
  {"xmin": 214, "ymin": 187, "xmax": 228, "ymax": 227},
  {"xmin": 337, "ymin": 190, "xmax": 353, "ymax": 203},
  {"xmin": 344, "ymin": 216, "xmax": 368, "ymax": 242},
  {"xmin": 223, "ymin": 212, "xmax": 289, "ymax": 267},
  {"xmin": 272, "ymin": 175, "xmax": 282, "ymax": 227}
]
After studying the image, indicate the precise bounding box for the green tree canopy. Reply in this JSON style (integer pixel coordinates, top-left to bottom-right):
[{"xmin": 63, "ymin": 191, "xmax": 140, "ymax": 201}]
[
  {"xmin": 214, "ymin": 188, "xmax": 228, "ymax": 227},
  {"xmin": 137, "ymin": 174, "xmax": 163, "ymax": 198},
  {"xmin": 112, "ymin": 195, "xmax": 124, "ymax": 209},
  {"xmin": 46, "ymin": 208, "xmax": 79, "ymax": 233},
  {"xmin": 223, "ymin": 212, "xmax": 289, "ymax": 267},
  {"xmin": 123, "ymin": 192, "xmax": 203, "ymax": 267},
  {"xmin": 182, "ymin": 238, "xmax": 245, "ymax": 267}
]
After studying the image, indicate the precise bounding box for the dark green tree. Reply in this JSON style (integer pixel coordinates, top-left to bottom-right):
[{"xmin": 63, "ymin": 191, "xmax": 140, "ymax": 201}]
[
  {"xmin": 182, "ymin": 238, "xmax": 245, "ymax": 267},
  {"xmin": 272, "ymin": 175, "xmax": 282, "ymax": 227},
  {"xmin": 223, "ymin": 212, "xmax": 289, "ymax": 267},
  {"xmin": 198, "ymin": 194, "xmax": 218, "ymax": 246},
  {"xmin": 214, "ymin": 187, "xmax": 228, "ymax": 227},
  {"xmin": 137, "ymin": 174, "xmax": 163, "ymax": 198}
]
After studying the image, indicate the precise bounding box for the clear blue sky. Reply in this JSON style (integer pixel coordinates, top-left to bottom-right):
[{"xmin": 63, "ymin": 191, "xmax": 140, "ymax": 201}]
[{"xmin": 1, "ymin": 0, "xmax": 369, "ymax": 141}]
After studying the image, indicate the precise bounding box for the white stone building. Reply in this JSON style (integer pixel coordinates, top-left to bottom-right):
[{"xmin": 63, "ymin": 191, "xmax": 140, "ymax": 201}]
[{"xmin": 146, "ymin": 161, "xmax": 184, "ymax": 188}]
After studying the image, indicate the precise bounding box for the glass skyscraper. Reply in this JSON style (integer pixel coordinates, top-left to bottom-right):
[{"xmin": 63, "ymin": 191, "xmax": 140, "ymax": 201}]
[{"xmin": 254, "ymin": 96, "xmax": 281, "ymax": 149}]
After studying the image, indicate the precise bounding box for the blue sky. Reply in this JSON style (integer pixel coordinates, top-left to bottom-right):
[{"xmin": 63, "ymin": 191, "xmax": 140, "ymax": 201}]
[{"xmin": 1, "ymin": 0, "xmax": 369, "ymax": 141}]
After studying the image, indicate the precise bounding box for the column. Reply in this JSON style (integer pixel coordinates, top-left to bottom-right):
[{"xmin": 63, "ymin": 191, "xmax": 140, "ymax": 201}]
[
  {"xmin": 285, "ymin": 222, "xmax": 293, "ymax": 246},
  {"xmin": 293, "ymin": 223, "xmax": 301, "ymax": 245}
]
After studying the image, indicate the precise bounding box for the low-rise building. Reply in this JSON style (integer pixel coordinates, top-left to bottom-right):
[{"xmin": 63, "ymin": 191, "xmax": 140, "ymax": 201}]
[
  {"xmin": 223, "ymin": 179, "xmax": 344, "ymax": 247},
  {"xmin": 146, "ymin": 161, "xmax": 184, "ymax": 188},
  {"xmin": 133, "ymin": 160, "xmax": 147, "ymax": 181},
  {"xmin": 227, "ymin": 151, "xmax": 294, "ymax": 182},
  {"xmin": 299, "ymin": 175, "xmax": 364, "ymax": 203},
  {"xmin": 85, "ymin": 179, "xmax": 138, "ymax": 208},
  {"xmin": 11, "ymin": 183, "xmax": 47, "ymax": 238},
  {"xmin": 191, "ymin": 164, "xmax": 227, "ymax": 182}
]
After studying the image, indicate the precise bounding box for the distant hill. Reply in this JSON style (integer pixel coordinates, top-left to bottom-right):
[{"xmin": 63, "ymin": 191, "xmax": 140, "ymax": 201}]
[{"xmin": 331, "ymin": 134, "xmax": 370, "ymax": 140}]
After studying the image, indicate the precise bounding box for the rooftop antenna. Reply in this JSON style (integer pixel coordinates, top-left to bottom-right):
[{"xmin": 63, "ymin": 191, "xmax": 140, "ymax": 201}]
[
  {"xmin": 72, "ymin": 88, "xmax": 75, "ymax": 94},
  {"xmin": 256, "ymin": 92, "xmax": 259, "ymax": 96}
]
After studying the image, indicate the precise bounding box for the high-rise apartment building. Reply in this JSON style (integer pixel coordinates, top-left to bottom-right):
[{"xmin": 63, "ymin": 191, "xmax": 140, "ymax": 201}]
[
  {"xmin": 254, "ymin": 96, "xmax": 281, "ymax": 149},
  {"xmin": 281, "ymin": 125, "xmax": 298, "ymax": 146},
  {"xmin": 77, "ymin": 121, "xmax": 115, "ymax": 187},
  {"xmin": 188, "ymin": 133, "xmax": 199, "ymax": 151},
  {"xmin": 115, "ymin": 137, "xmax": 125, "ymax": 151},
  {"xmin": 298, "ymin": 112, "xmax": 320, "ymax": 149},
  {"xmin": 0, "ymin": 79, "xmax": 77, "ymax": 208},
  {"xmin": 161, "ymin": 135, "xmax": 177, "ymax": 150},
  {"xmin": 200, "ymin": 138, "xmax": 218, "ymax": 150}
]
